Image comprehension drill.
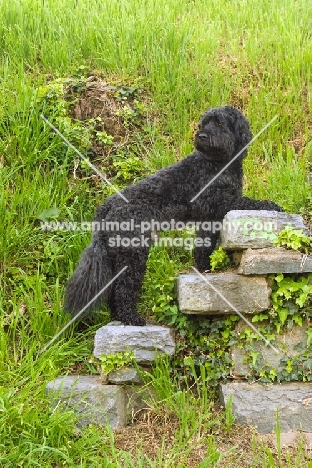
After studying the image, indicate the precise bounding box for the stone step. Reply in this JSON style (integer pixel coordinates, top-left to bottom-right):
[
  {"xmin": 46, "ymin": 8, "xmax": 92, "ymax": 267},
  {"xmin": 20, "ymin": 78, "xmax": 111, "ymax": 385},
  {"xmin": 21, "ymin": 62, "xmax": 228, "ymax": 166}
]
[
  {"xmin": 219, "ymin": 381, "xmax": 312, "ymax": 434},
  {"xmin": 220, "ymin": 210, "xmax": 308, "ymax": 250},
  {"xmin": 46, "ymin": 375, "xmax": 127, "ymax": 429},
  {"xmin": 46, "ymin": 375, "xmax": 154, "ymax": 429},
  {"xmin": 93, "ymin": 322, "xmax": 175, "ymax": 364},
  {"xmin": 178, "ymin": 272, "xmax": 271, "ymax": 315},
  {"xmin": 237, "ymin": 247, "xmax": 312, "ymax": 275},
  {"xmin": 231, "ymin": 320, "xmax": 308, "ymax": 378},
  {"xmin": 107, "ymin": 367, "xmax": 144, "ymax": 385}
]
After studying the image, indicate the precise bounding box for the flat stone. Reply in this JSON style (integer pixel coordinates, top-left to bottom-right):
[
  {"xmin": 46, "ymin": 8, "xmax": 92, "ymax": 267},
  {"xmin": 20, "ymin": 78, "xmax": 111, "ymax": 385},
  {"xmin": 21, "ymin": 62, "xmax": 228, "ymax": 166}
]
[
  {"xmin": 93, "ymin": 323, "xmax": 175, "ymax": 364},
  {"xmin": 220, "ymin": 210, "xmax": 308, "ymax": 250},
  {"xmin": 46, "ymin": 375, "xmax": 127, "ymax": 428},
  {"xmin": 219, "ymin": 381, "xmax": 312, "ymax": 434},
  {"xmin": 178, "ymin": 273, "xmax": 271, "ymax": 315},
  {"xmin": 231, "ymin": 251, "xmax": 243, "ymax": 267},
  {"xmin": 237, "ymin": 247, "xmax": 312, "ymax": 274},
  {"xmin": 231, "ymin": 321, "xmax": 308, "ymax": 378},
  {"xmin": 108, "ymin": 367, "xmax": 143, "ymax": 385},
  {"xmin": 125, "ymin": 384, "xmax": 156, "ymax": 421}
]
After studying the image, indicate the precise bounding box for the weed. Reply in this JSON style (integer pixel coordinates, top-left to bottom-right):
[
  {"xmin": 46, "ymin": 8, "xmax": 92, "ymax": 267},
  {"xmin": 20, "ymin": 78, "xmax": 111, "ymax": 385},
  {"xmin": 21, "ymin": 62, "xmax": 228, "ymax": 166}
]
[
  {"xmin": 112, "ymin": 154, "xmax": 145, "ymax": 183},
  {"xmin": 209, "ymin": 246, "xmax": 231, "ymax": 271},
  {"xmin": 1, "ymin": 0, "xmax": 312, "ymax": 464},
  {"xmin": 99, "ymin": 350, "xmax": 136, "ymax": 376},
  {"xmin": 275, "ymin": 227, "xmax": 312, "ymax": 254}
]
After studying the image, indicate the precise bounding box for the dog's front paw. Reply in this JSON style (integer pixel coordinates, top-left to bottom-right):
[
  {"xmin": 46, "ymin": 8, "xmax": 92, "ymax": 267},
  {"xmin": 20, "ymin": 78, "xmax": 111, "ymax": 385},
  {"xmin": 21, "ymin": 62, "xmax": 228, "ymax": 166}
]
[
  {"xmin": 265, "ymin": 201, "xmax": 284, "ymax": 212},
  {"xmin": 194, "ymin": 259, "xmax": 211, "ymax": 273},
  {"xmin": 127, "ymin": 315, "xmax": 146, "ymax": 326}
]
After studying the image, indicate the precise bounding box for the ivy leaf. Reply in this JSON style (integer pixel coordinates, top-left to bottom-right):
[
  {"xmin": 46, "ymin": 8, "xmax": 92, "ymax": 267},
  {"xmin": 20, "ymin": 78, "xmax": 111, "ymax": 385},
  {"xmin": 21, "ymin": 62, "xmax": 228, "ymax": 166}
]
[
  {"xmin": 293, "ymin": 314, "xmax": 303, "ymax": 326},
  {"xmin": 304, "ymin": 358, "xmax": 312, "ymax": 370},
  {"xmin": 249, "ymin": 351, "xmax": 260, "ymax": 366},
  {"xmin": 277, "ymin": 308, "xmax": 288, "ymax": 324},
  {"xmin": 294, "ymin": 342, "xmax": 306, "ymax": 352},
  {"xmin": 252, "ymin": 313, "xmax": 269, "ymax": 322},
  {"xmin": 275, "ymin": 273, "xmax": 284, "ymax": 283},
  {"xmin": 222, "ymin": 329, "xmax": 230, "ymax": 339},
  {"xmin": 306, "ymin": 328, "xmax": 312, "ymax": 347}
]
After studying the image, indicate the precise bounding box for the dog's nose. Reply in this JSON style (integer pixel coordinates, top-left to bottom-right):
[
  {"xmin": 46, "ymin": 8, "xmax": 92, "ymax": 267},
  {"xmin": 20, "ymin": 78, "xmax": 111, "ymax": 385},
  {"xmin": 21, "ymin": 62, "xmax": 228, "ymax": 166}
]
[{"xmin": 198, "ymin": 133, "xmax": 208, "ymax": 139}]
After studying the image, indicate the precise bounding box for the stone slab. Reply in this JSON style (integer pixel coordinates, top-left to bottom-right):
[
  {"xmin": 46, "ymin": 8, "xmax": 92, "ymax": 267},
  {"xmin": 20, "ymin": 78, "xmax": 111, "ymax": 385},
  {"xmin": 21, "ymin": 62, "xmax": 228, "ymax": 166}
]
[
  {"xmin": 219, "ymin": 381, "xmax": 312, "ymax": 434},
  {"xmin": 237, "ymin": 247, "xmax": 312, "ymax": 275},
  {"xmin": 108, "ymin": 367, "xmax": 143, "ymax": 385},
  {"xmin": 220, "ymin": 210, "xmax": 308, "ymax": 250},
  {"xmin": 46, "ymin": 375, "xmax": 127, "ymax": 428},
  {"xmin": 125, "ymin": 385, "xmax": 156, "ymax": 421},
  {"xmin": 93, "ymin": 322, "xmax": 175, "ymax": 364},
  {"xmin": 178, "ymin": 273, "xmax": 271, "ymax": 314},
  {"xmin": 231, "ymin": 321, "xmax": 308, "ymax": 378}
]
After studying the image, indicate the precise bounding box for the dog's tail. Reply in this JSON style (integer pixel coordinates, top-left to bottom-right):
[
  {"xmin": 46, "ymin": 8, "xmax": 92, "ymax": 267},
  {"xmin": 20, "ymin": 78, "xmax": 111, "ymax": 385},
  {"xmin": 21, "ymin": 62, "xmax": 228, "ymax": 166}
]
[{"xmin": 64, "ymin": 233, "xmax": 112, "ymax": 320}]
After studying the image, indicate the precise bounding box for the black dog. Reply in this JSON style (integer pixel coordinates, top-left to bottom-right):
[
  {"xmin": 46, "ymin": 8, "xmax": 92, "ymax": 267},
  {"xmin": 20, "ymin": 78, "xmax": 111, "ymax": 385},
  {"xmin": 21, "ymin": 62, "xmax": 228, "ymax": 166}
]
[{"xmin": 64, "ymin": 106, "xmax": 283, "ymax": 325}]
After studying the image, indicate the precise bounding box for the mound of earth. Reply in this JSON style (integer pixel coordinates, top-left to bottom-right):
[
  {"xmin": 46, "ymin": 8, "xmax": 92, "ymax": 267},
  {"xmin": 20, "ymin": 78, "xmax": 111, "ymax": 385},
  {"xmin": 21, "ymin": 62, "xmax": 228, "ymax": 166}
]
[
  {"xmin": 69, "ymin": 78, "xmax": 136, "ymax": 143},
  {"xmin": 67, "ymin": 77, "xmax": 150, "ymax": 161}
]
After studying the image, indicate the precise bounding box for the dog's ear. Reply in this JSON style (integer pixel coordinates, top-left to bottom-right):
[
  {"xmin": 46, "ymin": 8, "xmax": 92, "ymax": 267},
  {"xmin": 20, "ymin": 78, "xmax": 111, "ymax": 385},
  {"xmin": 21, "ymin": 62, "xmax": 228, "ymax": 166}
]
[{"xmin": 232, "ymin": 109, "xmax": 253, "ymax": 153}]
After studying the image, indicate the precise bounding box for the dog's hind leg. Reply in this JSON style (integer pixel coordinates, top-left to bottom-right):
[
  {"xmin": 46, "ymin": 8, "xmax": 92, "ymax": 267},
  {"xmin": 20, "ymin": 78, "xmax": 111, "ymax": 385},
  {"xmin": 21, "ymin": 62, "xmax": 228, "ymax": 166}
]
[
  {"xmin": 107, "ymin": 248, "xmax": 149, "ymax": 326},
  {"xmin": 64, "ymin": 233, "xmax": 113, "ymax": 320}
]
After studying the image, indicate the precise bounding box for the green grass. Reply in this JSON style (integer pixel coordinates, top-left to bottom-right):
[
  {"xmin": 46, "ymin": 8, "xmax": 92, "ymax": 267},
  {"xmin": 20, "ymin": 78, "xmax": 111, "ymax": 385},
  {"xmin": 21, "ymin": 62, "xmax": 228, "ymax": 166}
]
[{"xmin": 1, "ymin": 0, "xmax": 312, "ymax": 465}]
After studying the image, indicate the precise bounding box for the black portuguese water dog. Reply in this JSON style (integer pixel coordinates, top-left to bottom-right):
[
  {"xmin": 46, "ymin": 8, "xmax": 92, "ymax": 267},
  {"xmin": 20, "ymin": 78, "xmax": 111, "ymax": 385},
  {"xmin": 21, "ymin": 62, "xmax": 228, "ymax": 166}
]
[{"xmin": 64, "ymin": 106, "xmax": 283, "ymax": 325}]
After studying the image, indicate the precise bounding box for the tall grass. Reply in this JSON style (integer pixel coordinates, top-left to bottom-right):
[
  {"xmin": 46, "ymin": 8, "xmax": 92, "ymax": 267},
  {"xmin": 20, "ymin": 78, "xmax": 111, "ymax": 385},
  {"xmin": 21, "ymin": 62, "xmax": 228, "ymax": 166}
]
[
  {"xmin": 1, "ymin": 0, "xmax": 311, "ymax": 136},
  {"xmin": 0, "ymin": 0, "xmax": 311, "ymax": 465}
]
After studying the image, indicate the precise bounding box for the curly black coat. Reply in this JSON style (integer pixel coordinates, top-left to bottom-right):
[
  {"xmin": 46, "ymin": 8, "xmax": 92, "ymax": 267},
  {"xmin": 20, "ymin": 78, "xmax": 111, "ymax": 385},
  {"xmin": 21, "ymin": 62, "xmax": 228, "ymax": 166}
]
[{"xmin": 64, "ymin": 106, "xmax": 283, "ymax": 325}]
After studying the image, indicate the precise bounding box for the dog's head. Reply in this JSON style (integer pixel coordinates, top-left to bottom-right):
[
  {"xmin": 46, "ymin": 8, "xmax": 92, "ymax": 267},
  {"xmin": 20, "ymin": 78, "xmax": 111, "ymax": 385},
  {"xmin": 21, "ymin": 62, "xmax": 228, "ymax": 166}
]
[{"xmin": 194, "ymin": 106, "xmax": 252, "ymax": 162}]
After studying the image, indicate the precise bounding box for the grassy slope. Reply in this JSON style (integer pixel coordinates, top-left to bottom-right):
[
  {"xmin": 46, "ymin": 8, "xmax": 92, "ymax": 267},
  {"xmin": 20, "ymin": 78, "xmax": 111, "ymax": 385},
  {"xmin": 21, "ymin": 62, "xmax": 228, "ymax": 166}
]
[{"xmin": 0, "ymin": 0, "xmax": 311, "ymax": 466}]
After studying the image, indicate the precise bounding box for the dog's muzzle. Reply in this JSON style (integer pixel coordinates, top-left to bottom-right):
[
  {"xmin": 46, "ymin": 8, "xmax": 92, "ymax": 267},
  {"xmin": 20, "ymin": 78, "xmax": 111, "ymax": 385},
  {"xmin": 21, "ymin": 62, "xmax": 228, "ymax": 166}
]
[{"xmin": 196, "ymin": 132, "xmax": 219, "ymax": 148}]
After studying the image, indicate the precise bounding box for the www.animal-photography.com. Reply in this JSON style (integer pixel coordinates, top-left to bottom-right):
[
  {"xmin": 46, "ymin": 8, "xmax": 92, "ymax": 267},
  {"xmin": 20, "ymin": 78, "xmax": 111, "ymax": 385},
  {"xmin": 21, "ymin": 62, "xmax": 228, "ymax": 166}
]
[{"xmin": 1, "ymin": 1, "xmax": 312, "ymax": 466}]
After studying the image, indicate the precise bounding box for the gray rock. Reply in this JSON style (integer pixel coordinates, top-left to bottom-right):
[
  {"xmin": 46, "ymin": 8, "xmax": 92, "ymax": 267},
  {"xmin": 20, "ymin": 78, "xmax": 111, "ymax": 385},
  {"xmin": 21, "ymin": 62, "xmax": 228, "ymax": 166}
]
[
  {"xmin": 220, "ymin": 210, "xmax": 308, "ymax": 250},
  {"xmin": 108, "ymin": 367, "xmax": 143, "ymax": 385},
  {"xmin": 219, "ymin": 381, "xmax": 312, "ymax": 434},
  {"xmin": 178, "ymin": 273, "xmax": 271, "ymax": 315},
  {"xmin": 46, "ymin": 375, "xmax": 127, "ymax": 428},
  {"xmin": 237, "ymin": 247, "xmax": 312, "ymax": 275},
  {"xmin": 93, "ymin": 323, "xmax": 175, "ymax": 364},
  {"xmin": 231, "ymin": 251, "xmax": 243, "ymax": 267},
  {"xmin": 231, "ymin": 321, "xmax": 308, "ymax": 378},
  {"xmin": 125, "ymin": 384, "xmax": 156, "ymax": 420}
]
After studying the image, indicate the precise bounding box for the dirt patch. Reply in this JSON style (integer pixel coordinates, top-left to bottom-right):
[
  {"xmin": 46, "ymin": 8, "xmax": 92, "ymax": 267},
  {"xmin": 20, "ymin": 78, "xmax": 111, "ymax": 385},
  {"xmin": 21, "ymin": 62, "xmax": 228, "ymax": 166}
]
[
  {"xmin": 39, "ymin": 74, "xmax": 155, "ymax": 183},
  {"xmin": 65, "ymin": 77, "xmax": 153, "ymax": 179},
  {"xmin": 113, "ymin": 404, "xmax": 310, "ymax": 467},
  {"xmin": 69, "ymin": 77, "xmax": 133, "ymax": 143}
]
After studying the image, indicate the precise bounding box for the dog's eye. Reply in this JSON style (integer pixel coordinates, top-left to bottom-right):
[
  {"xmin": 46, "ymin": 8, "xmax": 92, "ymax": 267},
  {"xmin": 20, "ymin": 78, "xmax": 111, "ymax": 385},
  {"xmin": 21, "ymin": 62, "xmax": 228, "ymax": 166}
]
[{"xmin": 213, "ymin": 117, "xmax": 223, "ymax": 128}]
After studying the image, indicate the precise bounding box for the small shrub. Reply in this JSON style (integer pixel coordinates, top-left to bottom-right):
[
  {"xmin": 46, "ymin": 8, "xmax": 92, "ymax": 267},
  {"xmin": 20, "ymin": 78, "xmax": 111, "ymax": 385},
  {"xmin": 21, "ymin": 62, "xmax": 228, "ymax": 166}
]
[
  {"xmin": 98, "ymin": 350, "xmax": 136, "ymax": 376},
  {"xmin": 275, "ymin": 227, "xmax": 312, "ymax": 254},
  {"xmin": 209, "ymin": 246, "xmax": 231, "ymax": 271}
]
